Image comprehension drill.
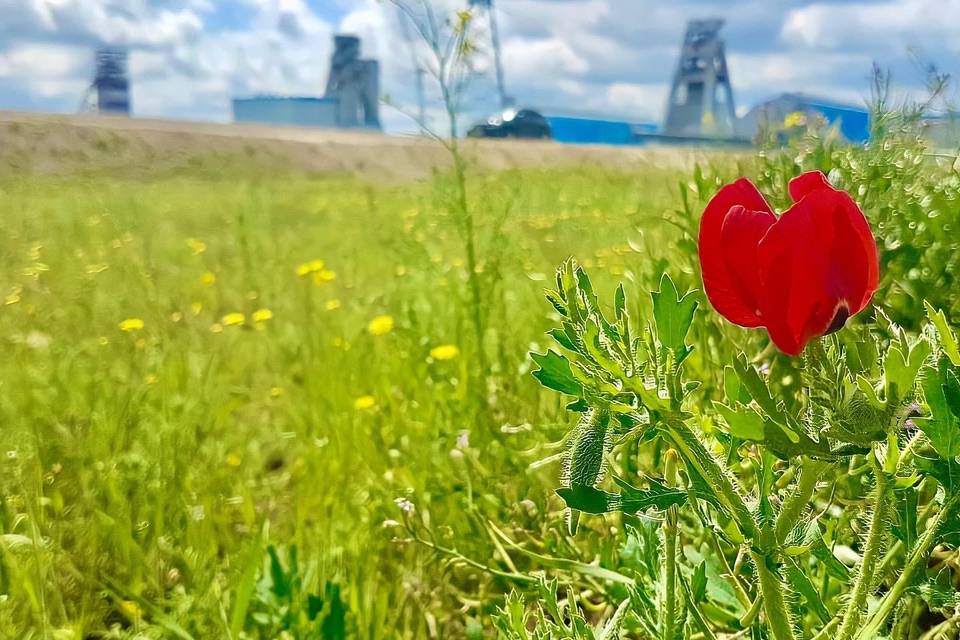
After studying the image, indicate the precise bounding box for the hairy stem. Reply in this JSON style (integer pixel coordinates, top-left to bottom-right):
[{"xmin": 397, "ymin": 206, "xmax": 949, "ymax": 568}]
[
  {"xmin": 775, "ymin": 459, "xmax": 826, "ymax": 544},
  {"xmin": 837, "ymin": 454, "xmax": 890, "ymax": 640},
  {"xmin": 855, "ymin": 491, "xmax": 960, "ymax": 640},
  {"xmin": 665, "ymin": 420, "xmax": 758, "ymax": 539},
  {"xmin": 751, "ymin": 550, "xmax": 796, "ymax": 640},
  {"xmin": 663, "ymin": 450, "xmax": 679, "ymax": 640}
]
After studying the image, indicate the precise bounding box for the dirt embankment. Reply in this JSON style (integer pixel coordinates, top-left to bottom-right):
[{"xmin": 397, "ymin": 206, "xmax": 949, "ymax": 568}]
[{"xmin": 0, "ymin": 111, "xmax": 725, "ymax": 181}]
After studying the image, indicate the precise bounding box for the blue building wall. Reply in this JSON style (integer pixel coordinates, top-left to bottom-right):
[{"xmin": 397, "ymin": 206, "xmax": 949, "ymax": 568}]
[
  {"xmin": 233, "ymin": 97, "xmax": 338, "ymax": 128},
  {"xmin": 545, "ymin": 115, "xmax": 657, "ymax": 145},
  {"xmin": 804, "ymin": 100, "xmax": 870, "ymax": 143}
]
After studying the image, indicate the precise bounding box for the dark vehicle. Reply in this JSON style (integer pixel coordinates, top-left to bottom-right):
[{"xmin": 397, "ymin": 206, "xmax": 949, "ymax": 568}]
[{"xmin": 467, "ymin": 108, "xmax": 551, "ymax": 139}]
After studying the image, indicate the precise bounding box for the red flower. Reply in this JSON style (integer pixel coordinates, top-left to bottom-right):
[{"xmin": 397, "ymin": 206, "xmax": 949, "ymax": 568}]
[{"xmin": 698, "ymin": 171, "xmax": 879, "ymax": 356}]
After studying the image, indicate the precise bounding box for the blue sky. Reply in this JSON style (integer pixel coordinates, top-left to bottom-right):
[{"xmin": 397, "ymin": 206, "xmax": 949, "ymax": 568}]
[{"xmin": 0, "ymin": 0, "xmax": 956, "ymax": 132}]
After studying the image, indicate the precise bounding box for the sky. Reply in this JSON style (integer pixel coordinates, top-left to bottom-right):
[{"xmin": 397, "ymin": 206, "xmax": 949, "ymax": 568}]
[{"xmin": 0, "ymin": 0, "xmax": 957, "ymax": 133}]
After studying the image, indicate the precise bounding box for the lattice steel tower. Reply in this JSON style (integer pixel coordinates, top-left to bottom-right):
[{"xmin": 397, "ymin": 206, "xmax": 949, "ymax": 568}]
[
  {"xmin": 663, "ymin": 19, "xmax": 736, "ymax": 137},
  {"xmin": 91, "ymin": 48, "xmax": 130, "ymax": 115}
]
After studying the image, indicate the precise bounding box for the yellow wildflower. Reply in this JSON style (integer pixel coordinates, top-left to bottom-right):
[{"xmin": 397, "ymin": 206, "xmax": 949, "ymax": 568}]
[
  {"xmin": 186, "ymin": 238, "xmax": 207, "ymax": 255},
  {"xmin": 325, "ymin": 299, "xmax": 341, "ymax": 311},
  {"xmin": 225, "ymin": 453, "xmax": 242, "ymax": 467},
  {"xmin": 430, "ymin": 344, "xmax": 460, "ymax": 361},
  {"xmin": 191, "ymin": 301, "xmax": 203, "ymax": 316},
  {"xmin": 367, "ymin": 315, "xmax": 394, "ymax": 336},
  {"xmin": 783, "ymin": 111, "xmax": 807, "ymax": 128},
  {"xmin": 270, "ymin": 386, "xmax": 284, "ymax": 398},
  {"xmin": 119, "ymin": 600, "xmax": 142, "ymax": 620},
  {"xmin": 170, "ymin": 311, "xmax": 183, "ymax": 323},
  {"xmin": 252, "ymin": 308, "xmax": 273, "ymax": 323},
  {"xmin": 119, "ymin": 318, "xmax": 144, "ymax": 332},
  {"xmin": 353, "ymin": 395, "xmax": 376, "ymax": 410},
  {"xmin": 313, "ymin": 269, "xmax": 336, "ymax": 284},
  {"xmin": 210, "ymin": 323, "xmax": 223, "ymax": 333},
  {"xmin": 200, "ymin": 272, "xmax": 216, "ymax": 287},
  {"xmin": 296, "ymin": 259, "xmax": 325, "ymax": 277},
  {"xmin": 222, "ymin": 312, "xmax": 245, "ymax": 327}
]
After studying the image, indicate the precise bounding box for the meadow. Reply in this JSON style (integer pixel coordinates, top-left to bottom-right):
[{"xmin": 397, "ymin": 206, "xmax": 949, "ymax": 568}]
[{"xmin": 1, "ymin": 119, "xmax": 959, "ymax": 639}]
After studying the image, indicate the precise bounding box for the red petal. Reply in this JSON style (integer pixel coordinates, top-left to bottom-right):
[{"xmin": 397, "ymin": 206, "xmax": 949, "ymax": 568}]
[
  {"xmin": 789, "ymin": 170, "xmax": 833, "ymax": 203},
  {"xmin": 698, "ymin": 178, "xmax": 774, "ymax": 327},
  {"xmin": 720, "ymin": 206, "xmax": 776, "ymax": 320},
  {"xmin": 757, "ymin": 189, "xmax": 879, "ymax": 356}
]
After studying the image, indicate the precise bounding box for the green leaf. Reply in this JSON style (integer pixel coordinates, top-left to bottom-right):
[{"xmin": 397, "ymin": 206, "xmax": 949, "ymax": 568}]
[
  {"xmin": 892, "ymin": 485, "xmax": 918, "ymax": 552},
  {"xmin": 811, "ymin": 538, "xmax": 850, "ymax": 581},
  {"xmin": 783, "ymin": 557, "xmax": 831, "ymax": 624},
  {"xmin": 723, "ymin": 366, "xmax": 751, "ymax": 405},
  {"xmin": 925, "ymin": 301, "xmax": 960, "ymax": 366},
  {"xmin": 914, "ymin": 453, "xmax": 960, "ymax": 493},
  {"xmin": 690, "ymin": 560, "xmax": 707, "ymax": 603},
  {"xmin": 884, "ymin": 337, "xmax": 930, "ymax": 403},
  {"xmin": 548, "ymin": 327, "xmax": 577, "ymax": 352},
  {"xmin": 614, "ymin": 283, "xmax": 626, "ymax": 321},
  {"xmin": 681, "ymin": 546, "xmax": 745, "ymax": 615},
  {"xmin": 556, "ymin": 477, "xmax": 686, "ymax": 515},
  {"xmin": 651, "ymin": 273, "xmax": 698, "ymax": 355},
  {"xmin": 715, "ymin": 403, "xmax": 765, "ymax": 441},
  {"xmin": 918, "ymin": 358, "xmax": 960, "ymax": 458},
  {"xmin": 531, "ymin": 350, "xmax": 583, "ymax": 396},
  {"xmin": 732, "ymin": 354, "xmax": 789, "ymax": 426}
]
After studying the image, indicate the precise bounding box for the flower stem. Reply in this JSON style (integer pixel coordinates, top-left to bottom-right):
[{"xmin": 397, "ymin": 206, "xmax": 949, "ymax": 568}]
[
  {"xmin": 854, "ymin": 491, "xmax": 960, "ymax": 640},
  {"xmin": 665, "ymin": 420, "xmax": 758, "ymax": 540},
  {"xmin": 750, "ymin": 550, "xmax": 796, "ymax": 640},
  {"xmin": 836, "ymin": 453, "xmax": 889, "ymax": 640},
  {"xmin": 663, "ymin": 450, "xmax": 679, "ymax": 640},
  {"xmin": 775, "ymin": 458, "xmax": 826, "ymax": 544}
]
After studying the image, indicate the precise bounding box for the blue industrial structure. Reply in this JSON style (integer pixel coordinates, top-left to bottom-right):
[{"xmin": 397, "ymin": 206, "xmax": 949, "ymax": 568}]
[
  {"xmin": 737, "ymin": 93, "xmax": 871, "ymax": 143},
  {"xmin": 545, "ymin": 116, "xmax": 657, "ymax": 145},
  {"xmin": 233, "ymin": 97, "xmax": 339, "ymax": 128}
]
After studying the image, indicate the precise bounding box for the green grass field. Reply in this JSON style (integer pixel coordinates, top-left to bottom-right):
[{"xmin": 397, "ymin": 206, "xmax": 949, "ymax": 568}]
[
  {"xmin": 0, "ymin": 160, "xmax": 696, "ymax": 638},
  {"xmin": 2, "ymin": 122, "xmax": 959, "ymax": 639}
]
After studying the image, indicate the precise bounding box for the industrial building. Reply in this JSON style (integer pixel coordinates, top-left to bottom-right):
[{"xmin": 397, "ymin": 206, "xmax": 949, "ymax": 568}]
[
  {"xmin": 737, "ymin": 93, "xmax": 871, "ymax": 143},
  {"xmin": 545, "ymin": 115, "xmax": 657, "ymax": 145},
  {"xmin": 233, "ymin": 35, "xmax": 380, "ymax": 130},
  {"xmin": 80, "ymin": 47, "xmax": 131, "ymax": 115},
  {"xmin": 232, "ymin": 97, "xmax": 340, "ymax": 128}
]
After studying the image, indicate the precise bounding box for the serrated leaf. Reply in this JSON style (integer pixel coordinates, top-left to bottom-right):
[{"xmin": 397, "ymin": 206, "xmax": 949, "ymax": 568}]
[
  {"xmin": 892, "ymin": 485, "xmax": 918, "ymax": 552},
  {"xmin": 556, "ymin": 477, "xmax": 686, "ymax": 515},
  {"xmin": 651, "ymin": 273, "xmax": 698, "ymax": 354},
  {"xmin": 548, "ymin": 327, "xmax": 577, "ymax": 352},
  {"xmin": 885, "ymin": 338, "xmax": 930, "ymax": 403},
  {"xmin": 732, "ymin": 354, "xmax": 789, "ymax": 426},
  {"xmin": 926, "ymin": 301, "xmax": 960, "ymax": 366},
  {"xmin": 783, "ymin": 557, "xmax": 831, "ymax": 623},
  {"xmin": 914, "ymin": 453, "xmax": 960, "ymax": 493},
  {"xmin": 531, "ymin": 350, "xmax": 583, "ymax": 396},
  {"xmin": 918, "ymin": 358, "xmax": 960, "ymax": 458},
  {"xmin": 811, "ymin": 538, "xmax": 850, "ymax": 580},
  {"xmin": 715, "ymin": 403, "xmax": 765, "ymax": 441},
  {"xmin": 691, "ymin": 560, "xmax": 707, "ymax": 603},
  {"xmin": 723, "ymin": 365, "xmax": 751, "ymax": 405},
  {"xmin": 614, "ymin": 283, "xmax": 626, "ymax": 321}
]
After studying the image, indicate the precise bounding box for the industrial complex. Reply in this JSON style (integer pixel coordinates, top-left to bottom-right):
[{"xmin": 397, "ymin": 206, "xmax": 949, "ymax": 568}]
[{"xmin": 76, "ymin": 3, "xmax": 956, "ymax": 148}]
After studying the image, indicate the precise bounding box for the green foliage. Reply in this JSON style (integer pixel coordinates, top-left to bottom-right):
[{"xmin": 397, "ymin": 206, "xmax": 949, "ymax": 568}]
[{"xmin": 531, "ymin": 251, "xmax": 960, "ymax": 639}]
